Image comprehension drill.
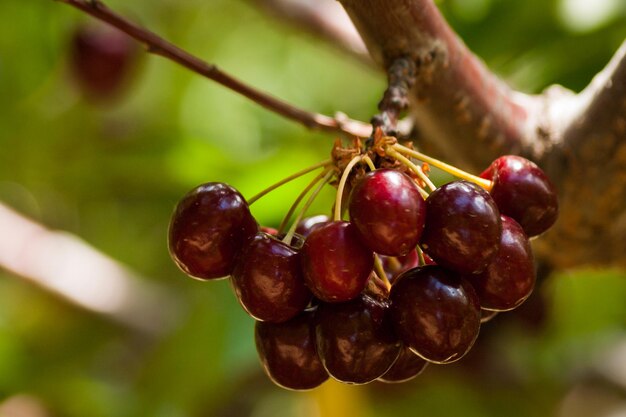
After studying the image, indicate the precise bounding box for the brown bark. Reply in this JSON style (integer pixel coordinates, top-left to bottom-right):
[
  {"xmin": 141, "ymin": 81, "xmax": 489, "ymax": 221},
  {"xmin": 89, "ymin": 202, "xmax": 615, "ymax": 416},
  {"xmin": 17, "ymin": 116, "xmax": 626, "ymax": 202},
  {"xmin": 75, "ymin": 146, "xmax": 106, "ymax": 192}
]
[{"xmin": 338, "ymin": 0, "xmax": 626, "ymax": 269}]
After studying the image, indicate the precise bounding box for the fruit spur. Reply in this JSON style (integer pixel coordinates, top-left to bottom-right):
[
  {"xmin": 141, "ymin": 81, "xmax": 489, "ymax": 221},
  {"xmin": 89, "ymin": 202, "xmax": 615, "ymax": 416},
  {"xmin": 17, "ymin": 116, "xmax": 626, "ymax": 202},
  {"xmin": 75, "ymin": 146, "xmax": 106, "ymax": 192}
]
[{"xmin": 168, "ymin": 130, "xmax": 558, "ymax": 390}]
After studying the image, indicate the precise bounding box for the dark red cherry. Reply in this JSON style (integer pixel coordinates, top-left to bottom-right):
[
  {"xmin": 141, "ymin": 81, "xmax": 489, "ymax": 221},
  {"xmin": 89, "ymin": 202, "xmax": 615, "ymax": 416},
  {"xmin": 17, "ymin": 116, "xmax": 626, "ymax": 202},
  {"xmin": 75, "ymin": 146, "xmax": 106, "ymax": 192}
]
[
  {"xmin": 390, "ymin": 266, "xmax": 481, "ymax": 364},
  {"xmin": 421, "ymin": 180, "xmax": 501, "ymax": 274},
  {"xmin": 301, "ymin": 221, "xmax": 373, "ymax": 302},
  {"xmin": 480, "ymin": 309, "xmax": 499, "ymax": 323},
  {"xmin": 255, "ymin": 310, "xmax": 329, "ymax": 390},
  {"xmin": 168, "ymin": 182, "xmax": 258, "ymax": 280},
  {"xmin": 480, "ymin": 155, "xmax": 558, "ymax": 237},
  {"xmin": 315, "ymin": 294, "xmax": 401, "ymax": 384},
  {"xmin": 465, "ymin": 216, "xmax": 535, "ymax": 312},
  {"xmin": 70, "ymin": 23, "xmax": 138, "ymax": 100},
  {"xmin": 232, "ymin": 232, "xmax": 312, "ymax": 322},
  {"xmin": 380, "ymin": 250, "xmax": 420, "ymax": 283},
  {"xmin": 295, "ymin": 215, "xmax": 330, "ymax": 238},
  {"xmin": 378, "ymin": 346, "xmax": 428, "ymax": 383},
  {"xmin": 349, "ymin": 169, "xmax": 426, "ymax": 256}
]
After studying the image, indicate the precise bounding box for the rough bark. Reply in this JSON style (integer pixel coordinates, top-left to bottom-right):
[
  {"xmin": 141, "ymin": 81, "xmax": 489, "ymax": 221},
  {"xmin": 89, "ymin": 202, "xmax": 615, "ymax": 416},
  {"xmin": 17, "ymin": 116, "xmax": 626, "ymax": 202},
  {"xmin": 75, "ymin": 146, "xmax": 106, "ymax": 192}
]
[{"xmin": 338, "ymin": 0, "xmax": 626, "ymax": 270}]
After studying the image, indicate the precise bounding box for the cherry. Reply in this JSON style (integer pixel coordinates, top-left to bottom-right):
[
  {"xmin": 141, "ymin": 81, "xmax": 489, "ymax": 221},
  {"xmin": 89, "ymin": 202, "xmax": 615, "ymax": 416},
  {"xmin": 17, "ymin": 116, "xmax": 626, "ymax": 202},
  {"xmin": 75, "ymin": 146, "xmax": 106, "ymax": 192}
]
[
  {"xmin": 465, "ymin": 216, "xmax": 535, "ymax": 311},
  {"xmin": 380, "ymin": 249, "xmax": 421, "ymax": 283},
  {"xmin": 378, "ymin": 346, "xmax": 428, "ymax": 383},
  {"xmin": 231, "ymin": 232, "xmax": 312, "ymax": 322},
  {"xmin": 69, "ymin": 23, "xmax": 138, "ymax": 100},
  {"xmin": 480, "ymin": 155, "xmax": 558, "ymax": 237},
  {"xmin": 390, "ymin": 265, "xmax": 481, "ymax": 364},
  {"xmin": 295, "ymin": 214, "xmax": 330, "ymax": 238},
  {"xmin": 421, "ymin": 180, "xmax": 501, "ymax": 274},
  {"xmin": 168, "ymin": 182, "xmax": 258, "ymax": 280},
  {"xmin": 480, "ymin": 309, "xmax": 499, "ymax": 323},
  {"xmin": 349, "ymin": 169, "xmax": 426, "ymax": 256},
  {"xmin": 315, "ymin": 294, "xmax": 401, "ymax": 384},
  {"xmin": 255, "ymin": 310, "xmax": 329, "ymax": 390},
  {"xmin": 301, "ymin": 221, "xmax": 374, "ymax": 302}
]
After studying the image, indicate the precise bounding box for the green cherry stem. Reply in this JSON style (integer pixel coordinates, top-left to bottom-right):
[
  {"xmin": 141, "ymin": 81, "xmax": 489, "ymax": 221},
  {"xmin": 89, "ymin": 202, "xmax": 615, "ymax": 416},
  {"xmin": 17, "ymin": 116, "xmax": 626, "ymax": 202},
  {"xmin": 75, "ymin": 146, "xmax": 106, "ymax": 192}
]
[
  {"xmin": 277, "ymin": 168, "xmax": 333, "ymax": 234},
  {"xmin": 386, "ymin": 256, "xmax": 402, "ymax": 272},
  {"xmin": 416, "ymin": 246, "xmax": 427, "ymax": 266},
  {"xmin": 391, "ymin": 143, "xmax": 493, "ymax": 191},
  {"xmin": 248, "ymin": 159, "xmax": 332, "ymax": 205},
  {"xmin": 384, "ymin": 146, "xmax": 434, "ymax": 196},
  {"xmin": 373, "ymin": 254, "xmax": 392, "ymax": 292},
  {"xmin": 334, "ymin": 154, "xmax": 364, "ymax": 221},
  {"xmin": 282, "ymin": 169, "xmax": 334, "ymax": 246},
  {"xmin": 362, "ymin": 155, "xmax": 377, "ymax": 171}
]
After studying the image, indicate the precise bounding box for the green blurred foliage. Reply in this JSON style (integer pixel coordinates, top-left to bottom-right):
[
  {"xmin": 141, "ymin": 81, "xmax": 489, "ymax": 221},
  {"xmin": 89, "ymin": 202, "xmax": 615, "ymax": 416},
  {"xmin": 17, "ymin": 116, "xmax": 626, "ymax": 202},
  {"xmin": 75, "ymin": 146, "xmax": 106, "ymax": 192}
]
[{"xmin": 0, "ymin": 0, "xmax": 624, "ymax": 416}]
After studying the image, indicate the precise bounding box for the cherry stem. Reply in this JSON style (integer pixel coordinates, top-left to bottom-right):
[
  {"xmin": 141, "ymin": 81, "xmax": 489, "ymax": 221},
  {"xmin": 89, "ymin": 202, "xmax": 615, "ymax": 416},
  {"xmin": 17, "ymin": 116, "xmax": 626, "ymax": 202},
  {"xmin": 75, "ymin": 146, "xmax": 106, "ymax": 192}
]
[
  {"xmin": 373, "ymin": 254, "xmax": 392, "ymax": 292},
  {"xmin": 277, "ymin": 168, "xmax": 332, "ymax": 234},
  {"xmin": 384, "ymin": 147, "xmax": 434, "ymax": 197},
  {"xmin": 248, "ymin": 159, "xmax": 332, "ymax": 205},
  {"xmin": 362, "ymin": 155, "xmax": 377, "ymax": 171},
  {"xmin": 416, "ymin": 246, "xmax": 426, "ymax": 266},
  {"xmin": 334, "ymin": 154, "xmax": 364, "ymax": 221},
  {"xmin": 282, "ymin": 170, "xmax": 334, "ymax": 245},
  {"xmin": 386, "ymin": 256, "xmax": 402, "ymax": 271},
  {"xmin": 391, "ymin": 143, "xmax": 493, "ymax": 191}
]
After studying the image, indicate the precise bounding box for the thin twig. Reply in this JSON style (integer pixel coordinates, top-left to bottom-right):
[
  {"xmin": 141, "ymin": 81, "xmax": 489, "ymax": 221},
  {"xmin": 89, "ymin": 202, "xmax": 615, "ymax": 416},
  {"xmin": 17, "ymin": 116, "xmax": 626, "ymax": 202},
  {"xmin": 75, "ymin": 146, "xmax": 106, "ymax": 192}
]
[{"xmin": 56, "ymin": 0, "xmax": 371, "ymax": 138}]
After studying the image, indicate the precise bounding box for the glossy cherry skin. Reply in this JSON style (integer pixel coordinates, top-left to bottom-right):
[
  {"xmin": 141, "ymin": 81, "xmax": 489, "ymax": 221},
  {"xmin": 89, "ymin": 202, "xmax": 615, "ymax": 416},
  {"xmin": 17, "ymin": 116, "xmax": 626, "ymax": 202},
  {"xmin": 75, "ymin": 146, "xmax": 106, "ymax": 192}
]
[
  {"xmin": 465, "ymin": 216, "xmax": 535, "ymax": 312},
  {"xmin": 390, "ymin": 266, "xmax": 481, "ymax": 364},
  {"xmin": 378, "ymin": 346, "xmax": 428, "ymax": 383},
  {"xmin": 255, "ymin": 310, "xmax": 329, "ymax": 390},
  {"xmin": 421, "ymin": 180, "xmax": 501, "ymax": 274},
  {"xmin": 349, "ymin": 169, "xmax": 426, "ymax": 256},
  {"xmin": 232, "ymin": 232, "xmax": 312, "ymax": 322},
  {"xmin": 480, "ymin": 309, "xmax": 499, "ymax": 323},
  {"xmin": 480, "ymin": 155, "xmax": 558, "ymax": 237},
  {"xmin": 315, "ymin": 294, "xmax": 401, "ymax": 384},
  {"xmin": 70, "ymin": 24, "xmax": 138, "ymax": 99},
  {"xmin": 301, "ymin": 221, "xmax": 374, "ymax": 302},
  {"xmin": 169, "ymin": 182, "xmax": 258, "ymax": 280},
  {"xmin": 295, "ymin": 215, "xmax": 330, "ymax": 238}
]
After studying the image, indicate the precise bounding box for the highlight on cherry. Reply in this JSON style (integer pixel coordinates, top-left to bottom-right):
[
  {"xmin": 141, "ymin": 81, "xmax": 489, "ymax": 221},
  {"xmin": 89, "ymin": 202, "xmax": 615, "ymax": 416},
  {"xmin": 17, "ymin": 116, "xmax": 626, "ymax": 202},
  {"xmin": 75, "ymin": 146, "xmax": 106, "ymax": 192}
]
[{"xmin": 168, "ymin": 129, "xmax": 559, "ymax": 390}]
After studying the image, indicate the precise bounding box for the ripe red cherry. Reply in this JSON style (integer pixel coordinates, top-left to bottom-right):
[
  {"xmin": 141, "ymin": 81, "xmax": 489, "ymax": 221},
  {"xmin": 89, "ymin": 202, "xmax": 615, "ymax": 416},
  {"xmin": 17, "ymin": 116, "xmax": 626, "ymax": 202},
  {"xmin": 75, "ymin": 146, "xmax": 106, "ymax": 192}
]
[
  {"xmin": 390, "ymin": 266, "xmax": 481, "ymax": 364},
  {"xmin": 465, "ymin": 216, "xmax": 535, "ymax": 311},
  {"xmin": 315, "ymin": 294, "xmax": 401, "ymax": 384},
  {"xmin": 349, "ymin": 169, "xmax": 426, "ymax": 256},
  {"xmin": 421, "ymin": 180, "xmax": 501, "ymax": 274},
  {"xmin": 295, "ymin": 215, "xmax": 330, "ymax": 238},
  {"xmin": 301, "ymin": 221, "xmax": 374, "ymax": 302},
  {"xmin": 255, "ymin": 310, "xmax": 329, "ymax": 390},
  {"xmin": 378, "ymin": 346, "xmax": 428, "ymax": 383},
  {"xmin": 480, "ymin": 155, "xmax": 558, "ymax": 237},
  {"xmin": 70, "ymin": 24, "xmax": 138, "ymax": 100},
  {"xmin": 169, "ymin": 182, "xmax": 258, "ymax": 280},
  {"xmin": 231, "ymin": 232, "xmax": 311, "ymax": 322}
]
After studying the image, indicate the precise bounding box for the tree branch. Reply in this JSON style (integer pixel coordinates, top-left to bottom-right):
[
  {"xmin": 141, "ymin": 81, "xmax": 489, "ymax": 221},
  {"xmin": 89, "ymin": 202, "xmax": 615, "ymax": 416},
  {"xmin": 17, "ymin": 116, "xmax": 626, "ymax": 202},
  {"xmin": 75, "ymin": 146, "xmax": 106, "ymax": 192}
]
[
  {"xmin": 338, "ymin": 0, "xmax": 546, "ymax": 171},
  {"xmin": 249, "ymin": 0, "xmax": 371, "ymax": 66},
  {"xmin": 338, "ymin": 0, "xmax": 626, "ymax": 270},
  {"xmin": 56, "ymin": 0, "xmax": 371, "ymax": 138},
  {"xmin": 538, "ymin": 40, "xmax": 626, "ymax": 269}
]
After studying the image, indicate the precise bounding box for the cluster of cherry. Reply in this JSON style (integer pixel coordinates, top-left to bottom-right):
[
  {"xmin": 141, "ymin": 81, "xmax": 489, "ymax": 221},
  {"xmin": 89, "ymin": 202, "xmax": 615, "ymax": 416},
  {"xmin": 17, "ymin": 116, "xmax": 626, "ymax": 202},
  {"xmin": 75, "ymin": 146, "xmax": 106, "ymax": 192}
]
[{"xmin": 168, "ymin": 147, "xmax": 558, "ymax": 390}]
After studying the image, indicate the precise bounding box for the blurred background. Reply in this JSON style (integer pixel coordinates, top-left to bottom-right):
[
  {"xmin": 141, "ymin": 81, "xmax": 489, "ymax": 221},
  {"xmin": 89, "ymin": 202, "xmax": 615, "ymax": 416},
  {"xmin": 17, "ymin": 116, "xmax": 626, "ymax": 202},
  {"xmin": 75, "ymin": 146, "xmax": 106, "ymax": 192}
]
[{"xmin": 0, "ymin": 0, "xmax": 626, "ymax": 415}]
